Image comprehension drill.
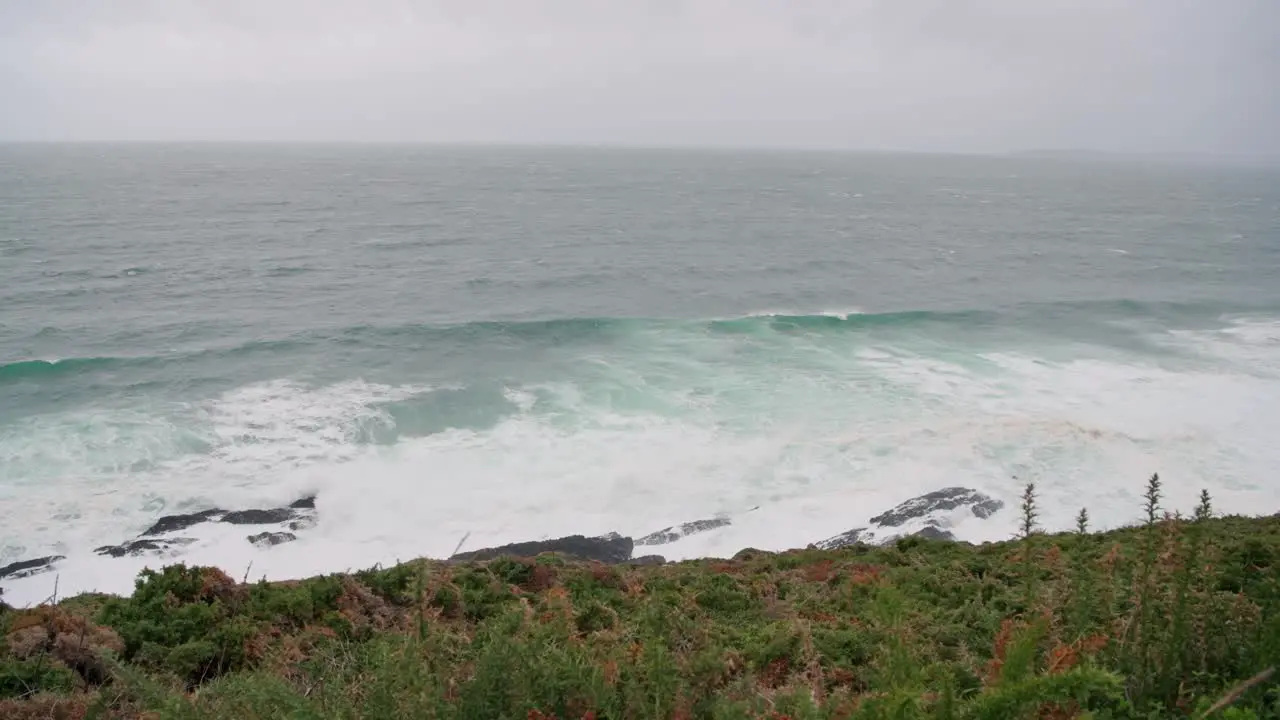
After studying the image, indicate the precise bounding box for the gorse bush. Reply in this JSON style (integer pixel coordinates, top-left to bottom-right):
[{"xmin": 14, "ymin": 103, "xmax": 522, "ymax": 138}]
[{"xmin": 0, "ymin": 475, "xmax": 1277, "ymax": 718}]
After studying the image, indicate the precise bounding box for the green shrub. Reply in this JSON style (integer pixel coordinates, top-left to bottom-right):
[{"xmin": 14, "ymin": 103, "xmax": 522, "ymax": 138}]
[{"xmin": 0, "ymin": 657, "xmax": 78, "ymax": 698}]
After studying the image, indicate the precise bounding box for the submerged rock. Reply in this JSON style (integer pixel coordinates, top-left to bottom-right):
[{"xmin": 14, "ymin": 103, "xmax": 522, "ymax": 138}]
[
  {"xmin": 94, "ymin": 538, "xmax": 196, "ymax": 558},
  {"xmin": 636, "ymin": 517, "xmax": 732, "ymax": 547},
  {"xmin": 870, "ymin": 487, "xmax": 1004, "ymax": 527},
  {"xmin": 248, "ymin": 531, "xmax": 297, "ymax": 548},
  {"xmin": 451, "ymin": 533, "xmax": 635, "ymax": 564},
  {"xmin": 0, "ymin": 555, "xmax": 65, "ymax": 580}
]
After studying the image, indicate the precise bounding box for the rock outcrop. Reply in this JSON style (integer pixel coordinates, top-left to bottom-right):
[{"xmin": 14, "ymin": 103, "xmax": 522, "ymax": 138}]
[
  {"xmin": 637, "ymin": 517, "xmax": 732, "ymax": 546},
  {"xmin": 451, "ymin": 533, "xmax": 635, "ymax": 564},
  {"xmin": 910, "ymin": 526, "xmax": 957, "ymax": 541},
  {"xmin": 813, "ymin": 528, "xmax": 868, "ymax": 551},
  {"xmin": 870, "ymin": 487, "xmax": 1004, "ymax": 527},
  {"xmin": 816, "ymin": 487, "xmax": 1003, "ymax": 549},
  {"xmin": 142, "ymin": 498, "xmax": 317, "ymax": 537},
  {"xmin": 222, "ymin": 508, "xmax": 295, "ymax": 525},
  {"xmin": 91, "ymin": 495, "xmax": 319, "ymax": 560},
  {"xmin": 629, "ymin": 555, "xmax": 667, "ymax": 566},
  {"xmin": 94, "ymin": 538, "xmax": 196, "ymax": 558},
  {"xmin": 141, "ymin": 509, "xmax": 226, "ymax": 536},
  {"xmin": 0, "ymin": 555, "xmax": 65, "ymax": 581}
]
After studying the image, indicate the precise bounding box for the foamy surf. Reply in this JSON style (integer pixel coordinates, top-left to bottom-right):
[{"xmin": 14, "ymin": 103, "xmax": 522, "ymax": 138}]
[{"xmin": 4, "ymin": 310, "xmax": 1279, "ymax": 607}]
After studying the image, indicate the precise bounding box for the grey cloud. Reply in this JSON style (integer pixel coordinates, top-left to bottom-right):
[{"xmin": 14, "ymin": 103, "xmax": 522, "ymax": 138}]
[{"xmin": 0, "ymin": 0, "xmax": 1276, "ymax": 155}]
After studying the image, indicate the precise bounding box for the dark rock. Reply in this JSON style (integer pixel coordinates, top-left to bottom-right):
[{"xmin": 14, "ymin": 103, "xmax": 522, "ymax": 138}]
[
  {"xmin": 289, "ymin": 496, "xmax": 317, "ymax": 510},
  {"xmin": 910, "ymin": 526, "xmax": 957, "ymax": 542},
  {"xmin": 870, "ymin": 488, "xmax": 1004, "ymax": 527},
  {"xmin": 248, "ymin": 531, "xmax": 297, "ymax": 548},
  {"xmin": 732, "ymin": 548, "xmax": 776, "ymax": 561},
  {"xmin": 814, "ymin": 528, "xmax": 869, "ymax": 551},
  {"xmin": 636, "ymin": 517, "xmax": 732, "ymax": 546},
  {"xmin": 629, "ymin": 555, "xmax": 666, "ymax": 566},
  {"xmin": 0, "ymin": 555, "xmax": 66, "ymax": 580},
  {"xmin": 141, "ymin": 509, "xmax": 225, "ymax": 536},
  {"xmin": 94, "ymin": 538, "xmax": 196, "ymax": 558},
  {"xmin": 451, "ymin": 533, "xmax": 635, "ymax": 564},
  {"xmin": 221, "ymin": 508, "xmax": 294, "ymax": 525}
]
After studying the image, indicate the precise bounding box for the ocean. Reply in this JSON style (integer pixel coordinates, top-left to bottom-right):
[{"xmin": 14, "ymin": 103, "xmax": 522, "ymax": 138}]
[{"xmin": 1, "ymin": 145, "xmax": 1278, "ymax": 604}]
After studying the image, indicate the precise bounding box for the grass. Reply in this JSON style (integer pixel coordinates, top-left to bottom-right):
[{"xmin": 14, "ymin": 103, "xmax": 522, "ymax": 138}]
[{"xmin": 1, "ymin": 476, "xmax": 1278, "ymax": 719}]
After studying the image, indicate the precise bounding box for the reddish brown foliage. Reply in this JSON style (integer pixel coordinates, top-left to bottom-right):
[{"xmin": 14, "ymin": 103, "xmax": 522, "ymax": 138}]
[
  {"xmin": 528, "ymin": 563, "xmax": 558, "ymax": 592},
  {"xmin": 760, "ymin": 657, "xmax": 792, "ymax": 688},
  {"xmin": 1046, "ymin": 642, "xmax": 1078, "ymax": 675},
  {"xmin": 336, "ymin": 579, "xmax": 397, "ymax": 633},
  {"xmin": 3, "ymin": 606, "xmax": 124, "ymax": 686},
  {"xmin": 0, "ymin": 694, "xmax": 92, "ymax": 720},
  {"xmin": 198, "ymin": 568, "xmax": 241, "ymax": 602},
  {"xmin": 804, "ymin": 560, "xmax": 835, "ymax": 583},
  {"xmin": 1038, "ymin": 702, "xmax": 1081, "ymax": 720},
  {"xmin": 588, "ymin": 562, "xmax": 621, "ymax": 589},
  {"xmin": 801, "ymin": 610, "xmax": 840, "ymax": 623},
  {"xmin": 1043, "ymin": 545, "xmax": 1063, "ymax": 569},
  {"xmin": 845, "ymin": 564, "xmax": 885, "ymax": 585},
  {"xmin": 984, "ymin": 618, "xmax": 1018, "ymax": 685}
]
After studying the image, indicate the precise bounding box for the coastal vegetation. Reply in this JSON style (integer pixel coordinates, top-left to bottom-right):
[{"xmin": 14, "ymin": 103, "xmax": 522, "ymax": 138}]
[{"xmin": 2, "ymin": 476, "xmax": 1277, "ymax": 719}]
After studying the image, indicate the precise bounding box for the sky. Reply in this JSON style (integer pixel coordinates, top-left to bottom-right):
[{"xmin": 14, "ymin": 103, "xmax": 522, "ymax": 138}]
[{"xmin": 1, "ymin": 1, "xmax": 1277, "ymax": 155}]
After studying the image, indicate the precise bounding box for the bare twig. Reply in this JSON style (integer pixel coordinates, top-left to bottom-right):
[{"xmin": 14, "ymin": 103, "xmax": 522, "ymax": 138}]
[
  {"xmin": 451, "ymin": 531, "xmax": 471, "ymax": 558},
  {"xmin": 1198, "ymin": 667, "xmax": 1274, "ymax": 717}
]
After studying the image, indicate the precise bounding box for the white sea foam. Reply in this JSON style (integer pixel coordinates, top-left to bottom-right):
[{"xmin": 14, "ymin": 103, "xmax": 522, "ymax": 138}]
[{"xmin": 3, "ymin": 322, "xmax": 1280, "ymax": 607}]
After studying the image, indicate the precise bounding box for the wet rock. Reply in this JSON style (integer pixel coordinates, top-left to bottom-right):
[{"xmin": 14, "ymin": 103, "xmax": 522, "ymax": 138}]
[
  {"xmin": 814, "ymin": 528, "xmax": 869, "ymax": 551},
  {"xmin": 289, "ymin": 496, "xmax": 317, "ymax": 510},
  {"xmin": 870, "ymin": 488, "xmax": 1004, "ymax": 527},
  {"xmin": 141, "ymin": 509, "xmax": 226, "ymax": 536},
  {"xmin": 94, "ymin": 538, "xmax": 195, "ymax": 558},
  {"xmin": 248, "ymin": 531, "xmax": 297, "ymax": 548},
  {"xmin": 0, "ymin": 555, "xmax": 66, "ymax": 580},
  {"xmin": 636, "ymin": 517, "xmax": 732, "ymax": 546},
  {"xmin": 629, "ymin": 555, "xmax": 666, "ymax": 566},
  {"xmin": 451, "ymin": 533, "xmax": 635, "ymax": 564},
  {"xmin": 910, "ymin": 526, "xmax": 957, "ymax": 542},
  {"xmin": 221, "ymin": 508, "xmax": 295, "ymax": 525},
  {"xmin": 141, "ymin": 496, "xmax": 317, "ymax": 536}
]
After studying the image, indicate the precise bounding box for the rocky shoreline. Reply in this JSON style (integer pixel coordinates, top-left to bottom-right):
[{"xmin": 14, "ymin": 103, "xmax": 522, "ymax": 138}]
[{"xmin": 0, "ymin": 487, "xmax": 1004, "ymax": 585}]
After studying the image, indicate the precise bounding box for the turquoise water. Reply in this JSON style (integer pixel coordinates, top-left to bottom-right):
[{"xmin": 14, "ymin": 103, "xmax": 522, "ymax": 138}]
[{"xmin": 2, "ymin": 146, "xmax": 1279, "ymax": 600}]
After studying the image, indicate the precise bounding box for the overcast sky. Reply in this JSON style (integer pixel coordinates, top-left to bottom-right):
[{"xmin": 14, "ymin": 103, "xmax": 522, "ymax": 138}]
[{"xmin": 1, "ymin": 1, "xmax": 1276, "ymax": 155}]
